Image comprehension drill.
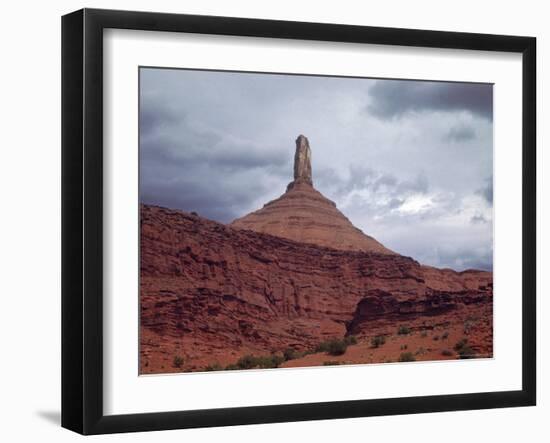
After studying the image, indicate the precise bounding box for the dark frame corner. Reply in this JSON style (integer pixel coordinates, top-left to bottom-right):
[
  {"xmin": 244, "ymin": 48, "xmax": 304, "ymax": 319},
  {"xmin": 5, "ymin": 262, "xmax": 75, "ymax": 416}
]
[{"xmin": 62, "ymin": 8, "xmax": 536, "ymax": 435}]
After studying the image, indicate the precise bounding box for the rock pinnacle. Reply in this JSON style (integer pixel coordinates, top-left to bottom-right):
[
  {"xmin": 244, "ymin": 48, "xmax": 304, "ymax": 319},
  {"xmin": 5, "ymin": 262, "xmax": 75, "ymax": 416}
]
[{"xmin": 293, "ymin": 134, "xmax": 313, "ymax": 185}]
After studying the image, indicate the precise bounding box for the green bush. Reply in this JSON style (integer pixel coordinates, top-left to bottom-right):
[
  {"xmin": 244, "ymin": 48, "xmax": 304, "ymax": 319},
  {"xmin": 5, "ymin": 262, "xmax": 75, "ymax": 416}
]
[
  {"xmin": 173, "ymin": 355, "xmax": 184, "ymax": 368},
  {"xmin": 316, "ymin": 338, "xmax": 349, "ymax": 356},
  {"xmin": 204, "ymin": 363, "xmax": 223, "ymax": 371},
  {"xmin": 236, "ymin": 354, "xmax": 257, "ymax": 369},
  {"xmin": 323, "ymin": 361, "xmax": 341, "ymax": 366},
  {"xmin": 454, "ymin": 338, "xmax": 477, "ymax": 359},
  {"xmin": 371, "ymin": 335, "xmax": 386, "ymax": 348},
  {"xmin": 458, "ymin": 345, "xmax": 476, "ymax": 359},
  {"xmin": 235, "ymin": 354, "xmax": 285, "ymax": 370},
  {"xmin": 344, "ymin": 335, "xmax": 358, "ymax": 345},
  {"xmin": 454, "ymin": 338, "xmax": 468, "ymax": 352},
  {"xmin": 327, "ymin": 339, "xmax": 348, "ymax": 356},
  {"xmin": 398, "ymin": 352, "xmax": 416, "ymax": 362},
  {"xmin": 283, "ymin": 348, "xmax": 298, "ymax": 361},
  {"xmin": 257, "ymin": 355, "xmax": 285, "ymax": 369},
  {"xmin": 398, "ymin": 325, "xmax": 411, "ymax": 335}
]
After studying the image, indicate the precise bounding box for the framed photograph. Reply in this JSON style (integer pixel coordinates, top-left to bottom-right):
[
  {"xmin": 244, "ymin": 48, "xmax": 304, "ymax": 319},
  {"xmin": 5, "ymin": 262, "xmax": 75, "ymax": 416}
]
[{"xmin": 62, "ymin": 8, "xmax": 536, "ymax": 435}]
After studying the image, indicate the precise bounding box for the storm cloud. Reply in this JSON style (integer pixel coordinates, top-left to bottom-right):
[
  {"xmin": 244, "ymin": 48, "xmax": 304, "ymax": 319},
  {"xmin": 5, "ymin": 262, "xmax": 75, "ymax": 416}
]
[
  {"xmin": 367, "ymin": 80, "xmax": 493, "ymax": 120},
  {"xmin": 140, "ymin": 68, "xmax": 493, "ymax": 271}
]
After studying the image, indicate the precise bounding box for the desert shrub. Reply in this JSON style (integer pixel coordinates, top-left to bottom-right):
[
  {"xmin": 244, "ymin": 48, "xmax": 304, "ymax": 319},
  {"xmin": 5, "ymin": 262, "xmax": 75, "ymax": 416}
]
[
  {"xmin": 323, "ymin": 361, "xmax": 341, "ymax": 366},
  {"xmin": 204, "ymin": 363, "xmax": 223, "ymax": 372},
  {"xmin": 398, "ymin": 325, "xmax": 411, "ymax": 335},
  {"xmin": 454, "ymin": 338, "xmax": 468, "ymax": 352},
  {"xmin": 433, "ymin": 335, "xmax": 440, "ymax": 341},
  {"xmin": 398, "ymin": 352, "xmax": 416, "ymax": 362},
  {"xmin": 235, "ymin": 354, "xmax": 285, "ymax": 370},
  {"xmin": 344, "ymin": 335, "xmax": 358, "ymax": 345},
  {"xmin": 327, "ymin": 339, "xmax": 348, "ymax": 356},
  {"xmin": 454, "ymin": 338, "xmax": 477, "ymax": 359},
  {"xmin": 316, "ymin": 338, "xmax": 348, "ymax": 355},
  {"xmin": 315, "ymin": 341, "xmax": 330, "ymax": 353},
  {"xmin": 257, "ymin": 355, "xmax": 285, "ymax": 369},
  {"xmin": 371, "ymin": 335, "xmax": 386, "ymax": 348},
  {"xmin": 441, "ymin": 349, "xmax": 454, "ymax": 356},
  {"xmin": 225, "ymin": 364, "xmax": 239, "ymax": 370},
  {"xmin": 441, "ymin": 331, "xmax": 449, "ymax": 340},
  {"xmin": 283, "ymin": 347, "xmax": 298, "ymax": 361},
  {"xmin": 421, "ymin": 331, "xmax": 428, "ymax": 338},
  {"xmin": 457, "ymin": 345, "xmax": 476, "ymax": 359},
  {"xmin": 173, "ymin": 355, "xmax": 184, "ymax": 368},
  {"xmin": 236, "ymin": 354, "xmax": 257, "ymax": 369},
  {"xmin": 400, "ymin": 344, "xmax": 408, "ymax": 350}
]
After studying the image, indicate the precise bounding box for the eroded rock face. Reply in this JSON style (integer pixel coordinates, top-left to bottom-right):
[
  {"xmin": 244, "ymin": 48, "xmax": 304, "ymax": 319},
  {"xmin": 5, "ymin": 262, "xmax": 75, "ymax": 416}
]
[{"xmin": 140, "ymin": 205, "xmax": 493, "ymax": 373}]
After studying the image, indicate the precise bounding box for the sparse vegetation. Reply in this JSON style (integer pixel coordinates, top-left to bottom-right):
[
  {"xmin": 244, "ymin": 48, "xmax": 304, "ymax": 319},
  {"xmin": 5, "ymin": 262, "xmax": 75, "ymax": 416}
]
[
  {"xmin": 344, "ymin": 335, "xmax": 358, "ymax": 345},
  {"xmin": 421, "ymin": 331, "xmax": 428, "ymax": 338},
  {"xmin": 454, "ymin": 338, "xmax": 477, "ymax": 359},
  {"xmin": 236, "ymin": 354, "xmax": 257, "ymax": 369},
  {"xmin": 323, "ymin": 361, "xmax": 341, "ymax": 366},
  {"xmin": 173, "ymin": 355, "xmax": 184, "ymax": 368},
  {"xmin": 400, "ymin": 344, "xmax": 408, "ymax": 350},
  {"xmin": 398, "ymin": 325, "xmax": 411, "ymax": 335},
  {"xmin": 454, "ymin": 338, "xmax": 468, "ymax": 352},
  {"xmin": 204, "ymin": 363, "xmax": 223, "ymax": 371},
  {"xmin": 433, "ymin": 335, "xmax": 440, "ymax": 341},
  {"xmin": 371, "ymin": 335, "xmax": 386, "ymax": 348},
  {"xmin": 225, "ymin": 364, "xmax": 239, "ymax": 370},
  {"xmin": 316, "ymin": 338, "xmax": 349, "ymax": 356},
  {"xmin": 441, "ymin": 331, "xmax": 449, "ymax": 340},
  {"xmin": 441, "ymin": 349, "xmax": 454, "ymax": 356},
  {"xmin": 327, "ymin": 339, "xmax": 348, "ymax": 356},
  {"xmin": 399, "ymin": 352, "xmax": 416, "ymax": 362},
  {"xmin": 235, "ymin": 353, "xmax": 285, "ymax": 369},
  {"xmin": 283, "ymin": 347, "xmax": 299, "ymax": 361}
]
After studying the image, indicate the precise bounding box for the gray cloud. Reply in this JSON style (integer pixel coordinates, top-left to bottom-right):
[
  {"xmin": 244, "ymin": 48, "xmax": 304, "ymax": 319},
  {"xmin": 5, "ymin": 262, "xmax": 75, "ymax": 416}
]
[
  {"xmin": 446, "ymin": 125, "xmax": 476, "ymax": 142},
  {"xmin": 434, "ymin": 246, "xmax": 493, "ymax": 272},
  {"xmin": 368, "ymin": 80, "xmax": 493, "ymax": 120},
  {"xmin": 471, "ymin": 213, "xmax": 488, "ymax": 224},
  {"xmin": 476, "ymin": 176, "xmax": 493, "ymax": 204}
]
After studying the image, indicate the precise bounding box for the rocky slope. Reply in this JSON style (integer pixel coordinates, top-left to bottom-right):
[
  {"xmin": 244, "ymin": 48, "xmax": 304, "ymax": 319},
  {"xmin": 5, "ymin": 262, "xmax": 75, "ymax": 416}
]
[{"xmin": 140, "ymin": 204, "xmax": 492, "ymax": 373}]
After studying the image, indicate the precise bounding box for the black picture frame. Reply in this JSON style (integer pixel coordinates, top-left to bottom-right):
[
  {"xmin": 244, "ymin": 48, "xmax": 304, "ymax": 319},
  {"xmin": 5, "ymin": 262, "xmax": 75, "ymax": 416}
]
[{"xmin": 62, "ymin": 8, "xmax": 536, "ymax": 435}]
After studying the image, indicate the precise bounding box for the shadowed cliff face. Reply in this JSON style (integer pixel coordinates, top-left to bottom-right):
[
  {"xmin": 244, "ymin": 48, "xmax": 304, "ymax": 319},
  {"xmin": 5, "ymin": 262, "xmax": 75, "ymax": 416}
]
[
  {"xmin": 231, "ymin": 135, "xmax": 395, "ymax": 254},
  {"xmin": 140, "ymin": 204, "xmax": 492, "ymax": 373}
]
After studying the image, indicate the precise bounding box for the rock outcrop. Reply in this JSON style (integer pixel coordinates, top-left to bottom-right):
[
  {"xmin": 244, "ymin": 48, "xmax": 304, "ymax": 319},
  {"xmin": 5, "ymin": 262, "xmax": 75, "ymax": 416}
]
[{"xmin": 231, "ymin": 136, "xmax": 394, "ymax": 254}]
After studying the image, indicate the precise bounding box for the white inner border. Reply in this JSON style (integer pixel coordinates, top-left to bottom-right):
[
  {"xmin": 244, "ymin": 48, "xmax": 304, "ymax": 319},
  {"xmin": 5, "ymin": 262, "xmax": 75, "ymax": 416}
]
[{"xmin": 103, "ymin": 29, "xmax": 523, "ymax": 415}]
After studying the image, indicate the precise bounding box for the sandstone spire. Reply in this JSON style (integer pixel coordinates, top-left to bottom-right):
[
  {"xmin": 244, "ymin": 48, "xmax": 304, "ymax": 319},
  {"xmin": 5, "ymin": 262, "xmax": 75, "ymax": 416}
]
[
  {"xmin": 231, "ymin": 135, "xmax": 394, "ymax": 254},
  {"xmin": 293, "ymin": 135, "xmax": 312, "ymax": 185}
]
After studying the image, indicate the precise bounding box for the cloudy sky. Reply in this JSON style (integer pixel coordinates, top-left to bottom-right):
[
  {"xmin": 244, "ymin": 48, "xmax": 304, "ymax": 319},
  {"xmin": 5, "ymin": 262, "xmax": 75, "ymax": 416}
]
[{"xmin": 140, "ymin": 68, "xmax": 493, "ymax": 271}]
